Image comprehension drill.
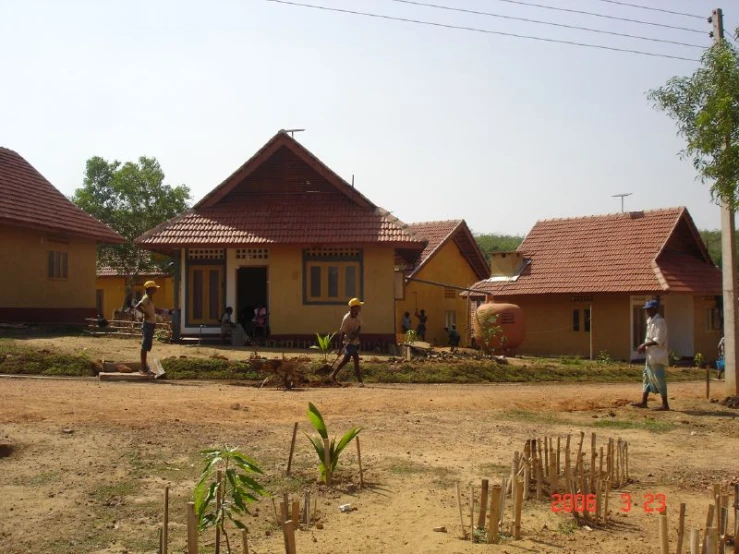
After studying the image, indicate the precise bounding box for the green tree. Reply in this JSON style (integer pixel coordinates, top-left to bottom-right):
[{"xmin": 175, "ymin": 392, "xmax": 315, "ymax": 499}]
[
  {"xmin": 72, "ymin": 156, "xmax": 191, "ymax": 307},
  {"xmin": 647, "ymin": 31, "xmax": 739, "ymax": 207},
  {"xmin": 474, "ymin": 233, "xmax": 524, "ymax": 258}
]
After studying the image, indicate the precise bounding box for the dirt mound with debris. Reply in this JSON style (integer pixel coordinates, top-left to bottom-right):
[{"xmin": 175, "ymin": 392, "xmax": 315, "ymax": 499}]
[{"xmin": 720, "ymin": 395, "xmax": 739, "ymax": 409}]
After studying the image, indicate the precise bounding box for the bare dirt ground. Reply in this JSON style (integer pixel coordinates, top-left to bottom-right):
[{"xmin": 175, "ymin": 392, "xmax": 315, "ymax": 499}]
[{"xmin": 1, "ymin": 336, "xmax": 738, "ymax": 554}]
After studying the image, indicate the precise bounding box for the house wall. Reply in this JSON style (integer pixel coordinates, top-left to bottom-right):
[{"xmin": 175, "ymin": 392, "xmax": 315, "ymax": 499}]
[
  {"xmin": 183, "ymin": 245, "xmax": 396, "ymax": 340},
  {"xmin": 396, "ymin": 240, "xmax": 480, "ymax": 346},
  {"xmin": 693, "ymin": 295, "xmax": 723, "ymax": 364},
  {"xmin": 0, "ymin": 224, "xmax": 97, "ymax": 323},
  {"xmin": 96, "ymin": 276, "xmax": 175, "ymax": 320},
  {"xmin": 490, "ymin": 293, "xmax": 632, "ymax": 360}
]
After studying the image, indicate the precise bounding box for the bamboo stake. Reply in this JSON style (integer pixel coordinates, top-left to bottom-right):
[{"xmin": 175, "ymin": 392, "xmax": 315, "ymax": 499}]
[
  {"xmin": 659, "ymin": 513, "xmax": 670, "ymax": 554},
  {"xmin": 616, "ymin": 439, "xmax": 622, "ymax": 488},
  {"xmin": 524, "ymin": 462, "xmax": 530, "ymax": 501},
  {"xmin": 292, "ymin": 500, "xmax": 300, "ymax": 528},
  {"xmin": 286, "ymin": 422, "xmax": 299, "ymax": 475},
  {"xmin": 470, "ymin": 485, "xmax": 475, "ymax": 540},
  {"xmin": 677, "ymin": 503, "xmax": 687, "ymax": 554},
  {"xmin": 733, "ymin": 484, "xmax": 739, "ymax": 554},
  {"xmin": 280, "ymin": 502, "xmax": 288, "ymax": 525},
  {"xmin": 557, "ymin": 436, "xmax": 561, "ymax": 477},
  {"xmin": 303, "ymin": 491, "xmax": 311, "ymax": 526},
  {"xmin": 599, "ymin": 446, "xmax": 604, "ymax": 484},
  {"xmin": 356, "ymin": 436, "xmax": 364, "ymax": 489},
  {"xmin": 524, "ymin": 439, "xmax": 531, "ymax": 465},
  {"xmin": 488, "ymin": 484, "xmax": 501, "ymax": 544},
  {"xmin": 706, "ymin": 528, "xmax": 718, "ymax": 554},
  {"xmin": 603, "ymin": 479, "xmax": 610, "ymax": 525},
  {"xmin": 589, "ymin": 433, "xmax": 596, "ymax": 494},
  {"xmin": 625, "ymin": 442, "xmax": 630, "ymax": 481},
  {"xmin": 499, "ymin": 478, "xmax": 508, "ymax": 530},
  {"xmin": 691, "ymin": 529, "xmax": 701, "ymax": 554},
  {"xmin": 514, "ymin": 477, "xmax": 524, "ymax": 540},
  {"xmin": 455, "ymin": 482, "xmax": 467, "ymax": 539},
  {"xmin": 216, "ymin": 470, "xmax": 223, "ymax": 554},
  {"xmin": 720, "ymin": 507, "xmax": 729, "ymax": 554},
  {"xmin": 575, "ymin": 431, "xmax": 585, "ymax": 474},
  {"xmin": 536, "ymin": 458, "xmax": 542, "ymax": 500},
  {"xmin": 162, "ymin": 486, "xmax": 169, "ymax": 554},
  {"xmin": 323, "ymin": 437, "xmax": 332, "ymax": 486},
  {"xmin": 578, "ymin": 453, "xmax": 586, "ymax": 518},
  {"xmin": 716, "ymin": 485, "xmax": 723, "ymax": 519},
  {"xmin": 477, "ymin": 479, "xmax": 489, "ymax": 529},
  {"xmin": 595, "ymin": 478, "xmax": 602, "ymax": 523},
  {"xmin": 187, "ymin": 502, "xmax": 198, "ymax": 554},
  {"xmin": 564, "ymin": 435, "xmax": 571, "ymax": 480},
  {"xmin": 242, "ymin": 529, "xmax": 249, "ymax": 554},
  {"xmin": 550, "ymin": 449, "xmax": 558, "ymax": 492},
  {"xmin": 271, "ymin": 498, "xmax": 280, "ymax": 527},
  {"xmin": 703, "ymin": 505, "xmax": 716, "ymax": 554},
  {"xmin": 283, "ymin": 520, "xmax": 297, "ymax": 554},
  {"xmin": 544, "ymin": 437, "xmax": 550, "ymax": 479},
  {"xmin": 507, "ymin": 452, "xmax": 520, "ymax": 496}
]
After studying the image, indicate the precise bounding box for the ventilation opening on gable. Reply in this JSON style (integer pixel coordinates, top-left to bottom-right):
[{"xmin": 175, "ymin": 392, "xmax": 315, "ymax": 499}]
[
  {"xmin": 236, "ymin": 248, "xmax": 269, "ymax": 261},
  {"xmin": 305, "ymin": 247, "xmax": 361, "ymax": 259},
  {"xmin": 188, "ymin": 249, "xmax": 225, "ymax": 260}
]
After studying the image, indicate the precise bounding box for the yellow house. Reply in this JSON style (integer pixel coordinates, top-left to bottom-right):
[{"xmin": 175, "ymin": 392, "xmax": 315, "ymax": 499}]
[
  {"xmin": 0, "ymin": 147, "xmax": 124, "ymax": 324},
  {"xmin": 395, "ymin": 220, "xmax": 490, "ymax": 346},
  {"xmin": 135, "ymin": 130, "xmax": 425, "ymax": 346},
  {"xmin": 469, "ymin": 207, "xmax": 723, "ymax": 362},
  {"xmin": 95, "ymin": 267, "xmax": 175, "ymax": 320}
]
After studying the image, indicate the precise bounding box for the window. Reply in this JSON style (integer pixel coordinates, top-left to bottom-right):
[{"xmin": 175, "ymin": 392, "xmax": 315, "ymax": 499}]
[
  {"xmin": 444, "ymin": 287, "xmax": 456, "ymax": 299},
  {"xmin": 445, "ymin": 310, "xmax": 457, "ymax": 329},
  {"xmin": 705, "ymin": 307, "xmax": 722, "ymax": 331},
  {"xmin": 584, "ymin": 308, "xmax": 591, "ymax": 333},
  {"xmin": 304, "ymin": 249, "xmax": 362, "ymax": 304},
  {"xmin": 47, "ymin": 250, "xmax": 68, "ymax": 279},
  {"xmin": 572, "ymin": 309, "xmax": 580, "ymax": 332},
  {"xmin": 188, "ymin": 265, "xmax": 223, "ymax": 324}
]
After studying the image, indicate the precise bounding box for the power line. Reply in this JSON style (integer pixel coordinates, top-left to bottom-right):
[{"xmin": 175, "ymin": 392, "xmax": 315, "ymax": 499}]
[
  {"xmin": 484, "ymin": 0, "xmax": 706, "ymax": 35},
  {"xmin": 588, "ymin": 0, "xmax": 704, "ymax": 20},
  {"xmin": 388, "ymin": 0, "xmax": 706, "ymax": 49},
  {"xmin": 264, "ymin": 0, "xmax": 701, "ymax": 62}
]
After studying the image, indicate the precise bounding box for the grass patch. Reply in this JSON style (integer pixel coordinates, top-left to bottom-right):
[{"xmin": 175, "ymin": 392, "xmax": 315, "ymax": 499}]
[
  {"xmin": 592, "ymin": 418, "xmax": 676, "ymax": 433},
  {"xmin": 27, "ymin": 471, "xmax": 60, "ymax": 486},
  {"xmin": 0, "ymin": 340, "xmax": 95, "ymax": 376},
  {"xmin": 161, "ymin": 357, "xmax": 260, "ymax": 380},
  {"xmin": 91, "ymin": 479, "xmax": 139, "ymax": 502},
  {"xmin": 500, "ymin": 409, "xmax": 563, "ymax": 425},
  {"xmin": 387, "ymin": 458, "xmax": 433, "ymax": 475}
]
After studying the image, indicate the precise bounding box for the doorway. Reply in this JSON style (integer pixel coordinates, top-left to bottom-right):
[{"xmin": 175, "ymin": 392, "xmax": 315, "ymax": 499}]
[{"xmin": 237, "ymin": 267, "xmax": 268, "ymax": 328}]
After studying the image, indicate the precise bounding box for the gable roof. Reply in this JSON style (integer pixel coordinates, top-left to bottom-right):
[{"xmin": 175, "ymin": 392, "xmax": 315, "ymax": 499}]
[
  {"xmin": 406, "ymin": 220, "xmax": 490, "ymax": 280},
  {"xmin": 471, "ymin": 207, "xmax": 721, "ymax": 296},
  {"xmin": 0, "ymin": 147, "xmax": 125, "ymax": 243},
  {"xmin": 136, "ymin": 131, "xmax": 424, "ymax": 249}
]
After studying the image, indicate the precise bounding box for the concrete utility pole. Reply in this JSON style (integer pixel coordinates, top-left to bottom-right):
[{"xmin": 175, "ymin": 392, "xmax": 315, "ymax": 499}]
[{"xmin": 711, "ymin": 7, "xmax": 738, "ymax": 394}]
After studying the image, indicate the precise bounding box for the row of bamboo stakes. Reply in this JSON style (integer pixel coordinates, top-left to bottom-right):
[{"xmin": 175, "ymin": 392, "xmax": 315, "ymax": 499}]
[
  {"xmin": 454, "ymin": 431, "xmax": 631, "ymax": 543},
  {"xmin": 657, "ymin": 483, "xmax": 739, "ymax": 554}
]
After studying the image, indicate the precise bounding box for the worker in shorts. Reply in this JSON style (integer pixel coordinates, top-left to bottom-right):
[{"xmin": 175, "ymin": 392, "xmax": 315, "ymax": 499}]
[
  {"xmin": 330, "ymin": 298, "xmax": 365, "ymax": 387},
  {"xmin": 135, "ymin": 280, "xmax": 160, "ymax": 376}
]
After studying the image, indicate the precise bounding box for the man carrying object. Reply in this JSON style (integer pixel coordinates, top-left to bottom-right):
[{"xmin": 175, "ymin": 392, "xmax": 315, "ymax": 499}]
[
  {"xmin": 135, "ymin": 280, "xmax": 163, "ymax": 377},
  {"xmin": 330, "ymin": 298, "xmax": 365, "ymax": 387}
]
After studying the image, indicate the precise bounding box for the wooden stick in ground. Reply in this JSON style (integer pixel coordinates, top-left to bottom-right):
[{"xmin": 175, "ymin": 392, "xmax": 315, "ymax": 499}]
[
  {"xmin": 544, "ymin": 437, "xmax": 550, "ymax": 479},
  {"xmin": 272, "ymin": 498, "xmax": 281, "ymax": 527},
  {"xmin": 557, "ymin": 435, "xmax": 561, "ymax": 477},
  {"xmin": 455, "ymin": 481, "xmax": 467, "ymax": 539},
  {"xmin": 595, "ymin": 478, "xmax": 602, "ymax": 523},
  {"xmin": 715, "ymin": 484, "xmax": 722, "ymax": 518},
  {"xmin": 536, "ymin": 458, "xmax": 543, "ymax": 500},
  {"xmin": 720, "ymin": 507, "xmax": 729, "ymax": 554},
  {"xmin": 292, "ymin": 500, "xmax": 300, "ymax": 528},
  {"xmin": 499, "ymin": 478, "xmax": 508, "ymax": 530},
  {"xmin": 187, "ymin": 502, "xmax": 198, "ymax": 554},
  {"xmin": 216, "ymin": 470, "xmax": 223, "ymax": 554},
  {"xmin": 514, "ymin": 477, "xmax": 524, "ymax": 540},
  {"xmin": 590, "ymin": 433, "xmax": 596, "ymax": 494},
  {"xmin": 603, "ymin": 479, "xmax": 610, "ymax": 525},
  {"xmin": 575, "ymin": 431, "xmax": 585, "ymax": 473},
  {"xmin": 579, "ymin": 453, "xmax": 587, "ymax": 519},
  {"xmin": 703, "ymin": 505, "xmax": 716, "ymax": 554},
  {"xmin": 323, "ymin": 437, "xmax": 332, "ymax": 486},
  {"xmin": 488, "ymin": 484, "xmax": 501, "ymax": 544},
  {"xmin": 303, "ymin": 491, "xmax": 311, "ymax": 526},
  {"xmin": 162, "ymin": 485, "xmax": 169, "ymax": 554},
  {"xmin": 659, "ymin": 513, "xmax": 670, "ymax": 554},
  {"xmin": 507, "ymin": 452, "xmax": 520, "ymax": 496},
  {"xmin": 549, "ymin": 448, "xmax": 558, "ymax": 492},
  {"xmin": 625, "ymin": 442, "xmax": 630, "ymax": 481},
  {"xmin": 283, "ymin": 520, "xmax": 297, "ymax": 554},
  {"xmin": 706, "ymin": 528, "xmax": 718, "ymax": 554},
  {"xmin": 733, "ymin": 484, "xmax": 739, "ymax": 554},
  {"xmin": 286, "ymin": 422, "xmax": 299, "ymax": 475},
  {"xmin": 242, "ymin": 529, "xmax": 249, "ymax": 554},
  {"xmin": 677, "ymin": 503, "xmax": 687, "ymax": 554},
  {"xmin": 599, "ymin": 446, "xmax": 604, "ymax": 484},
  {"xmin": 691, "ymin": 529, "xmax": 701, "ymax": 554},
  {"xmin": 356, "ymin": 436, "xmax": 364, "ymax": 489},
  {"xmin": 524, "ymin": 461, "xmax": 530, "ymax": 501},
  {"xmin": 477, "ymin": 479, "xmax": 489, "ymax": 529},
  {"xmin": 524, "ymin": 439, "xmax": 531, "ymax": 465},
  {"xmin": 470, "ymin": 485, "xmax": 475, "ymax": 540}
]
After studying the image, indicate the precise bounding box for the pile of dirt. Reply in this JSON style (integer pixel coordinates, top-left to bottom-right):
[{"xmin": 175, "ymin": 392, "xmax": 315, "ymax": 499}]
[{"xmin": 720, "ymin": 395, "xmax": 739, "ymax": 409}]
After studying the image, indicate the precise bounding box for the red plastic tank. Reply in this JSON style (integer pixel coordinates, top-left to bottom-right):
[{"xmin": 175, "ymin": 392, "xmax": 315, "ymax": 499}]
[{"xmin": 472, "ymin": 302, "xmax": 525, "ymax": 354}]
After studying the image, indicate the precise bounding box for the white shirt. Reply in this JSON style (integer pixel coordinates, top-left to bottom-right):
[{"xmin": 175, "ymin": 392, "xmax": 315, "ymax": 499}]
[
  {"xmin": 645, "ymin": 313, "xmax": 668, "ymax": 366},
  {"xmin": 340, "ymin": 312, "xmax": 362, "ymax": 345}
]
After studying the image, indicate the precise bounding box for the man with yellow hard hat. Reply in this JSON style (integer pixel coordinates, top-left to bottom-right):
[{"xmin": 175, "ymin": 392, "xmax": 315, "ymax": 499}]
[
  {"xmin": 135, "ymin": 280, "xmax": 160, "ymax": 376},
  {"xmin": 330, "ymin": 297, "xmax": 365, "ymax": 386}
]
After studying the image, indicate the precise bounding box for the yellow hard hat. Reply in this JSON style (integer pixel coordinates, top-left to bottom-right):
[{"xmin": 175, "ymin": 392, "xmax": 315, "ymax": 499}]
[
  {"xmin": 348, "ymin": 298, "xmax": 364, "ymax": 307},
  {"xmin": 143, "ymin": 280, "xmax": 160, "ymax": 289}
]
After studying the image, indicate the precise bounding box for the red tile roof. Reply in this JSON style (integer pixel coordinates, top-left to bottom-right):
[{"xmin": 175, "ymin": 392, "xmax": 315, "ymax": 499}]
[
  {"xmin": 137, "ymin": 131, "xmax": 424, "ymax": 248},
  {"xmin": 0, "ymin": 147, "xmax": 124, "ymax": 243},
  {"xmin": 407, "ymin": 220, "xmax": 490, "ymax": 280},
  {"xmin": 471, "ymin": 207, "xmax": 721, "ymax": 296}
]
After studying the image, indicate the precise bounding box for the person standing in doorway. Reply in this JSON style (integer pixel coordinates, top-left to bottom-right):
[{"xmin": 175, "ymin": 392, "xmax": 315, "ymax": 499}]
[
  {"xmin": 632, "ymin": 299, "xmax": 670, "ymax": 411},
  {"xmin": 134, "ymin": 280, "xmax": 160, "ymax": 376},
  {"xmin": 401, "ymin": 311, "xmax": 412, "ymax": 334},
  {"xmin": 415, "ymin": 309, "xmax": 428, "ymax": 341},
  {"xmin": 330, "ymin": 298, "xmax": 365, "ymax": 386}
]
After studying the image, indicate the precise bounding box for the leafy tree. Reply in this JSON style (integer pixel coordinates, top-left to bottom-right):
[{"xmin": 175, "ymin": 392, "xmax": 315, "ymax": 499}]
[
  {"xmin": 474, "ymin": 233, "xmax": 524, "ymax": 258},
  {"xmin": 72, "ymin": 156, "xmax": 190, "ymax": 307}
]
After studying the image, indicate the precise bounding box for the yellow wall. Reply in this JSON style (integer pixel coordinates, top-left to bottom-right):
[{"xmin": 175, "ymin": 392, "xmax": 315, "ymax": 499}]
[
  {"xmin": 396, "ymin": 240, "xmax": 481, "ymax": 346},
  {"xmin": 0, "ymin": 224, "xmax": 97, "ymax": 308},
  {"xmin": 95, "ymin": 275, "xmax": 175, "ymax": 320},
  {"xmin": 693, "ymin": 295, "xmax": 723, "ymax": 364}
]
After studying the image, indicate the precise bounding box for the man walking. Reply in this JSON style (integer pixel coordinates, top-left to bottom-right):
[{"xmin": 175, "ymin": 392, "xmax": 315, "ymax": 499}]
[
  {"xmin": 330, "ymin": 298, "xmax": 365, "ymax": 386},
  {"xmin": 632, "ymin": 299, "xmax": 670, "ymax": 411},
  {"xmin": 135, "ymin": 280, "xmax": 160, "ymax": 376}
]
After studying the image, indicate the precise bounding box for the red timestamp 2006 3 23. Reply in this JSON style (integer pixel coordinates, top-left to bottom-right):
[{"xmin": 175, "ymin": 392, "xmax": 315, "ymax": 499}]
[{"xmin": 551, "ymin": 493, "xmax": 666, "ymax": 514}]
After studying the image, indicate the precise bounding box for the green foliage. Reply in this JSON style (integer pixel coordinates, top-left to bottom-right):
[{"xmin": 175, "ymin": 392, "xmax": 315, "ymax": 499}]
[
  {"xmin": 694, "ymin": 352, "xmax": 705, "ymax": 367},
  {"xmin": 648, "ymin": 36, "xmax": 739, "ymax": 209},
  {"xmin": 669, "ymin": 350, "xmax": 681, "ymax": 367},
  {"xmin": 193, "ymin": 446, "xmax": 267, "ymax": 553},
  {"xmin": 476, "ymin": 312, "xmax": 507, "ymax": 354},
  {"xmin": 0, "ymin": 342, "xmax": 94, "ymax": 376},
  {"xmin": 404, "ymin": 329, "xmax": 418, "ymax": 344},
  {"xmin": 71, "ymin": 156, "xmax": 191, "ymax": 302},
  {"xmin": 309, "ymin": 333, "xmax": 336, "ymax": 362},
  {"xmin": 304, "ymin": 402, "xmax": 361, "ymax": 484},
  {"xmin": 596, "ymin": 350, "xmax": 613, "ymax": 365},
  {"xmin": 474, "ymin": 233, "xmax": 524, "ymax": 257}
]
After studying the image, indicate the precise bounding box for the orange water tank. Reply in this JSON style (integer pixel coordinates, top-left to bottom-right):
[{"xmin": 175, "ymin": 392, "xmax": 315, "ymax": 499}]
[{"xmin": 472, "ymin": 302, "xmax": 525, "ymax": 354}]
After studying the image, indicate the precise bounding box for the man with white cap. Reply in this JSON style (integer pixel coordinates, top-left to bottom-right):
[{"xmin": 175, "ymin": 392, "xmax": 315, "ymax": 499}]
[
  {"xmin": 330, "ymin": 297, "xmax": 365, "ymax": 386},
  {"xmin": 632, "ymin": 299, "xmax": 670, "ymax": 411},
  {"xmin": 135, "ymin": 280, "xmax": 160, "ymax": 376}
]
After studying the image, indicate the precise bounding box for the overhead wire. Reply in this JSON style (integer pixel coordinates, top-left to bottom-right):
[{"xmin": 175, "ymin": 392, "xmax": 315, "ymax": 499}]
[
  {"xmin": 479, "ymin": 0, "xmax": 706, "ymax": 35},
  {"xmin": 264, "ymin": 0, "xmax": 701, "ymax": 62},
  {"xmin": 587, "ymin": 0, "xmax": 704, "ymax": 20},
  {"xmin": 387, "ymin": 0, "xmax": 707, "ymax": 49}
]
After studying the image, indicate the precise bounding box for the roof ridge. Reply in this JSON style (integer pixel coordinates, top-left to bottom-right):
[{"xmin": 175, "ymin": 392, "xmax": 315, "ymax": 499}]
[
  {"xmin": 534, "ymin": 206, "xmax": 684, "ymax": 225},
  {"xmin": 407, "ymin": 219, "xmax": 463, "ymax": 227}
]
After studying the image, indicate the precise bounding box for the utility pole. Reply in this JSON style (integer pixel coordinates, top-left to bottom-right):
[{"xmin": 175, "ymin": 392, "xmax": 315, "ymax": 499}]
[{"xmin": 711, "ymin": 7, "xmax": 738, "ymax": 395}]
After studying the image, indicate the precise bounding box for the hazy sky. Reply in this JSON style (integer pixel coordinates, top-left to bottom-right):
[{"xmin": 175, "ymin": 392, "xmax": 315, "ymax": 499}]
[{"xmin": 1, "ymin": 0, "xmax": 736, "ymax": 236}]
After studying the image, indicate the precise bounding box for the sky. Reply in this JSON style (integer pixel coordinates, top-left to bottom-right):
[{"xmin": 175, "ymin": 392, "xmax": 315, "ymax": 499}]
[{"xmin": 1, "ymin": 0, "xmax": 737, "ymax": 236}]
